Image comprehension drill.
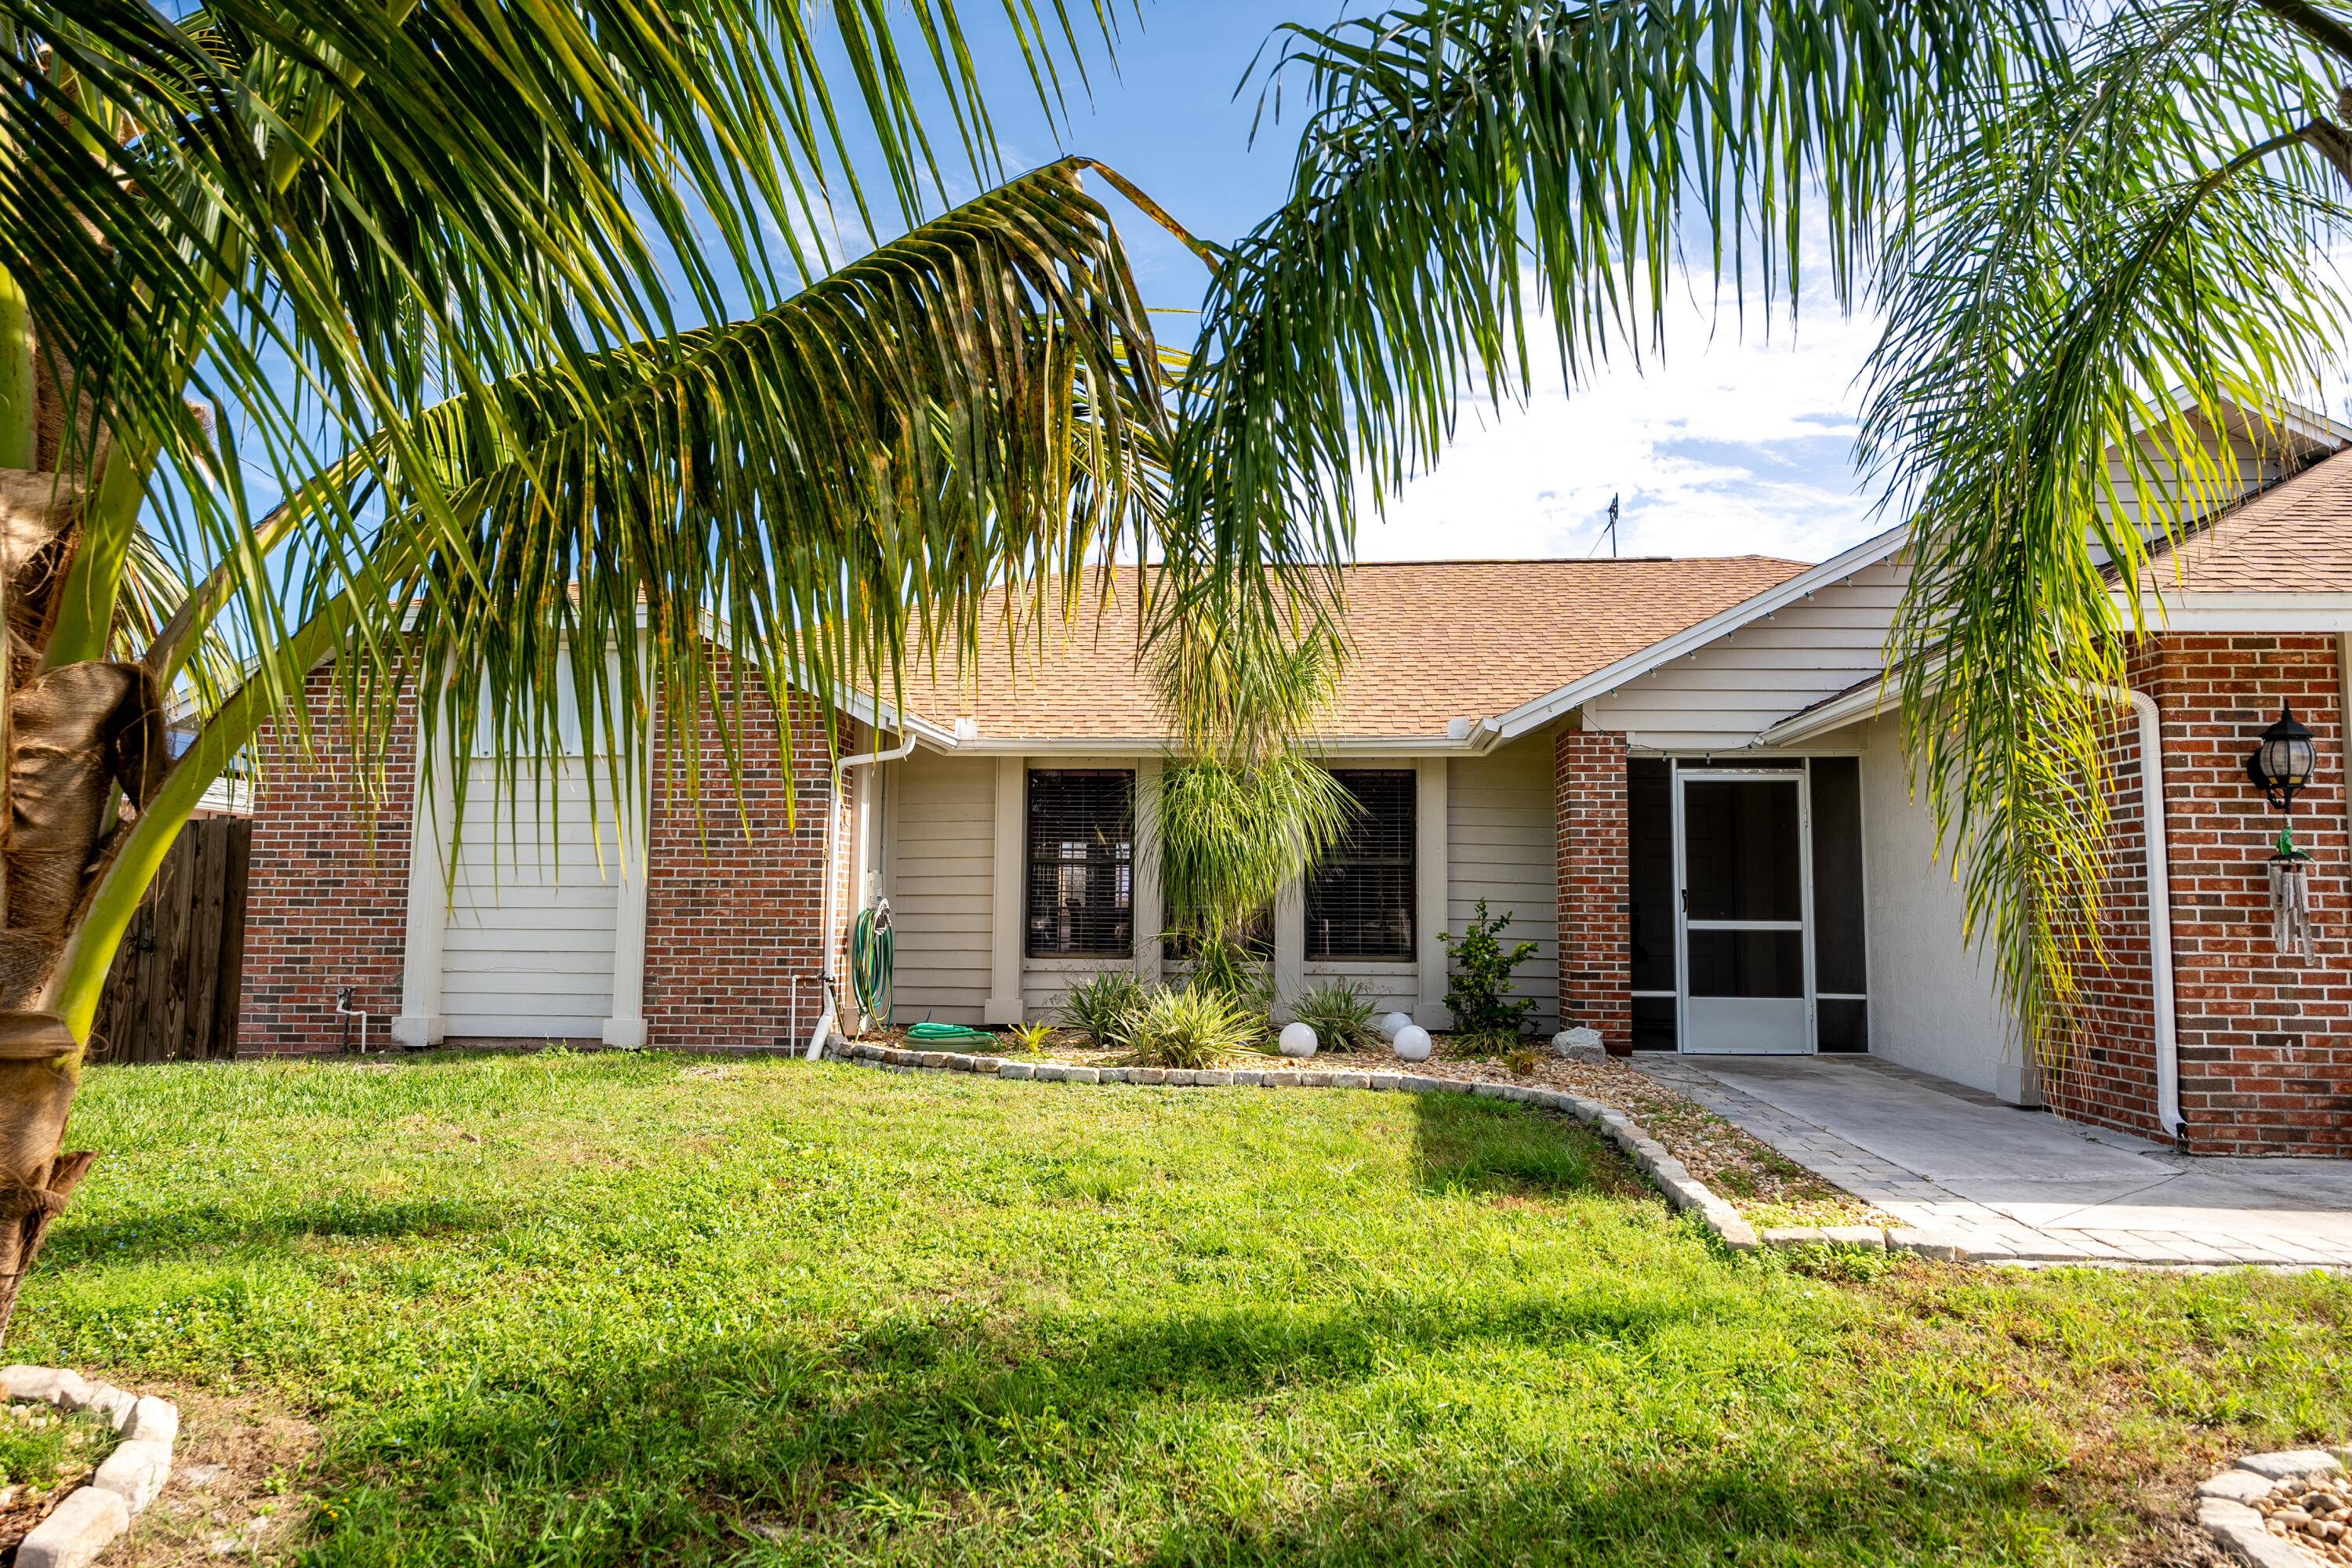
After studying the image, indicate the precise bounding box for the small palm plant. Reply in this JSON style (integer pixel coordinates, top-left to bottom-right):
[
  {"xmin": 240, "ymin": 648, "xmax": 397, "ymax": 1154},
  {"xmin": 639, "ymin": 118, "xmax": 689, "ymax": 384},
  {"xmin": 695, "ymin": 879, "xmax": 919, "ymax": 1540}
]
[
  {"xmin": 1290, "ymin": 982, "xmax": 1378, "ymax": 1053},
  {"xmin": 1155, "ymin": 623, "xmax": 1356, "ymax": 1011},
  {"xmin": 1120, "ymin": 986, "xmax": 1255, "ymax": 1070},
  {"xmin": 1005, "ymin": 1022, "xmax": 1056, "ymax": 1058},
  {"xmin": 1058, "ymin": 971, "xmax": 1148, "ymax": 1050}
]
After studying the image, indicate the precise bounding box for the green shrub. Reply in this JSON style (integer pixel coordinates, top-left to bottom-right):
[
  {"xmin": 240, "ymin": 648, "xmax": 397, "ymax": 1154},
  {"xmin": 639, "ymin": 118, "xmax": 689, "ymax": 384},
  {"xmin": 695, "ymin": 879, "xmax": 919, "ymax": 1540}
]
[
  {"xmin": 1441, "ymin": 899, "xmax": 1537, "ymax": 1043},
  {"xmin": 1120, "ymin": 985, "xmax": 1255, "ymax": 1069},
  {"xmin": 1058, "ymin": 971, "xmax": 1146, "ymax": 1047},
  {"xmin": 1290, "ymin": 981, "xmax": 1377, "ymax": 1052}
]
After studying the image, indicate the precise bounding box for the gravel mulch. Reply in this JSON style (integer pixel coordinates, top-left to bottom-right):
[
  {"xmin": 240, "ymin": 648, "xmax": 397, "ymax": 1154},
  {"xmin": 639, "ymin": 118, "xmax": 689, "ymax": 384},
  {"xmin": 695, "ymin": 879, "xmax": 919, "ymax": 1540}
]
[
  {"xmin": 850, "ymin": 1024, "xmax": 1872, "ymax": 1226},
  {"xmin": 2255, "ymin": 1471, "xmax": 2352, "ymax": 1563}
]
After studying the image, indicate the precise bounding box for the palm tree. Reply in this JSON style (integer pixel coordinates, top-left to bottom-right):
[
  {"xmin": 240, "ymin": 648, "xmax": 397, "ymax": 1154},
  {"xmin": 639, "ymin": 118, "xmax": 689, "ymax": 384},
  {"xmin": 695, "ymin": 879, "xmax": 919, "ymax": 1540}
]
[
  {"xmin": 1152, "ymin": 0, "xmax": 2352, "ymax": 1076},
  {"xmin": 0, "ymin": 0, "xmax": 1185, "ymax": 1339}
]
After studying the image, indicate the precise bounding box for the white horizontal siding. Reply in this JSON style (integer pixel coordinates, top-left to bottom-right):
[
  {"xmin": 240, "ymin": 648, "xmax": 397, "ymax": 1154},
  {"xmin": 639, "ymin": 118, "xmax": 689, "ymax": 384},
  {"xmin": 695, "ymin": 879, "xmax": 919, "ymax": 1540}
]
[
  {"xmin": 1582, "ymin": 556, "xmax": 1913, "ymax": 752},
  {"xmin": 885, "ymin": 748, "xmax": 995, "ymax": 1023},
  {"xmin": 1446, "ymin": 736, "xmax": 1559, "ymax": 1033},
  {"xmin": 441, "ymin": 760, "xmax": 620, "ymax": 1037}
]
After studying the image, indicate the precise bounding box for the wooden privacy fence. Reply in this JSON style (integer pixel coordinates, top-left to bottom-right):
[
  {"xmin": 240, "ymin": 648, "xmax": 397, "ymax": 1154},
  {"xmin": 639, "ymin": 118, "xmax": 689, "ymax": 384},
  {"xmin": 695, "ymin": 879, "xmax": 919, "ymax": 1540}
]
[{"xmin": 89, "ymin": 817, "xmax": 252, "ymax": 1064}]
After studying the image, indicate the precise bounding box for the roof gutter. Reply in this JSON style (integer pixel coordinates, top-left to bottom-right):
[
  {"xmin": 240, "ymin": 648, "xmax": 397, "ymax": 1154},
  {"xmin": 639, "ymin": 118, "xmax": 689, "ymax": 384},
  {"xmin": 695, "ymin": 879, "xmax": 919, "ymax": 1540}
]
[
  {"xmin": 1755, "ymin": 678, "xmax": 1900, "ymax": 747},
  {"xmin": 938, "ymin": 723, "xmax": 1508, "ymax": 757}
]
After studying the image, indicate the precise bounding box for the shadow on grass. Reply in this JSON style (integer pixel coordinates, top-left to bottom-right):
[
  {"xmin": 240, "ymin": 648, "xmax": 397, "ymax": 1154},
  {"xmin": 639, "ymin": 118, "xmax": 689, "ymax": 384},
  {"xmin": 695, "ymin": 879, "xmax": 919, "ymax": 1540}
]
[
  {"xmin": 306, "ymin": 1284, "xmax": 2074, "ymax": 1568},
  {"xmin": 43, "ymin": 1195, "xmax": 489, "ymax": 1266},
  {"xmin": 1409, "ymin": 1085, "xmax": 1646, "ymax": 1201}
]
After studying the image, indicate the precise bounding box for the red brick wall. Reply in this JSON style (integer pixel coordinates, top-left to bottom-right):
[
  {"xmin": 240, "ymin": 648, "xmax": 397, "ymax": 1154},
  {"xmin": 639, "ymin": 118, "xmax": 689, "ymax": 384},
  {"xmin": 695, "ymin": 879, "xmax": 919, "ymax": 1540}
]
[
  {"xmin": 641, "ymin": 660, "xmax": 851, "ymax": 1049},
  {"xmin": 239, "ymin": 652, "xmax": 857, "ymax": 1054},
  {"xmin": 2050, "ymin": 652, "xmax": 2163, "ymax": 1138},
  {"xmin": 238, "ymin": 673, "xmax": 416, "ymax": 1053},
  {"xmin": 2064, "ymin": 634, "xmax": 2352, "ymax": 1155},
  {"xmin": 1555, "ymin": 725, "xmax": 1632, "ymax": 1052}
]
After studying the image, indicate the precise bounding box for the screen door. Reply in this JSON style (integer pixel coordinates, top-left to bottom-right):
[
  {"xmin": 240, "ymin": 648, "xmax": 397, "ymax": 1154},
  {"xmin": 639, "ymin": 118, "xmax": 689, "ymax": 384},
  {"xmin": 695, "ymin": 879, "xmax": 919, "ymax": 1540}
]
[{"xmin": 1676, "ymin": 771, "xmax": 1812, "ymax": 1054}]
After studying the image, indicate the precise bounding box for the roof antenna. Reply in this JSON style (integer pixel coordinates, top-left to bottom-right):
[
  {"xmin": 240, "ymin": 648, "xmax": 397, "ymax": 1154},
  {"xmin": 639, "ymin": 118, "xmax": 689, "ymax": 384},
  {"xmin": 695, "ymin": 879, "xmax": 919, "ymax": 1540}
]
[{"xmin": 1606, "ymin": 493, "xmax": 1620, "ymax": 557}]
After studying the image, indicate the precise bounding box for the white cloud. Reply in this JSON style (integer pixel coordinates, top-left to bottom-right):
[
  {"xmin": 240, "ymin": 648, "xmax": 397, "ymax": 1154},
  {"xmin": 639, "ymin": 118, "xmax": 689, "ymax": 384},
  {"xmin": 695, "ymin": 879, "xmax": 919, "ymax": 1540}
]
[{"xmin": 1359, "ymin": 280, "xmax": 1889, "ymax": 566}]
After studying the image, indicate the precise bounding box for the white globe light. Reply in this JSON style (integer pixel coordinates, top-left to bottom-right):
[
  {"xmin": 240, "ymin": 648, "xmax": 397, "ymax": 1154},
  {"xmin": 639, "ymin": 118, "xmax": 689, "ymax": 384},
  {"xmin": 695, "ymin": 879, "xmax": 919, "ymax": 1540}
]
[
  {"xmin": 1375, "ymin": 1011, "xmax": 1413, "ymax": 1040},
  {"xmin": 1392, "ymin": 1025, "xmax": 1432, "ymax": 1062},
  {"xmin": 1277, "ymin": 1022, "xmax": 1319, "ymax": 1058}
]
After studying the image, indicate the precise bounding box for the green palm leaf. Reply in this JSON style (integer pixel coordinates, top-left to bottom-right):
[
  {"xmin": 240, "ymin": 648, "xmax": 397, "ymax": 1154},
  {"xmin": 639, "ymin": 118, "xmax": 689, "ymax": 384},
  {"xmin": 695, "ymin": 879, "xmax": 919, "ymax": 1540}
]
[
  {"xmin": 1163, "ymin": 0, "xmax": 2034, "ymax": 640},
  {"xmin": 1865, "ymin": 0, "xmax": 2352, "ymax": 1061},
  {"xmin": 57, "ymin": 160, "xmax": 1168, "ymax": 1029}
]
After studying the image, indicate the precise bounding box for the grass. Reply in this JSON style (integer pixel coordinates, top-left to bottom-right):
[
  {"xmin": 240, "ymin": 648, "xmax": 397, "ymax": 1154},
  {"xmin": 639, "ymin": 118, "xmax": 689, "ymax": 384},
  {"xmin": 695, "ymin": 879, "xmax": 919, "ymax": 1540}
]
[
  {"xmin": 11, "ymin": 1051, "xmax": 2350, "ymax": 1566},
  {"xmin": 0, "ymin": 1399, "xmax": 114, "ymax": 1490}
]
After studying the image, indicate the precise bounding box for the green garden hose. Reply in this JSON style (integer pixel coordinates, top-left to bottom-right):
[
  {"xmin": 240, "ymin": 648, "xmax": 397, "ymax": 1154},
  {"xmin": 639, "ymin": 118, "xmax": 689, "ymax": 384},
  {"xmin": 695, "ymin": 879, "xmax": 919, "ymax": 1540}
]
[
  {"xmin": 850, "ymin": 903, "xmax": 895, "ymax": 1028},
  {"xmin": 906, "ymin": 1021, "xmax": 996, "ymax": 1044}
]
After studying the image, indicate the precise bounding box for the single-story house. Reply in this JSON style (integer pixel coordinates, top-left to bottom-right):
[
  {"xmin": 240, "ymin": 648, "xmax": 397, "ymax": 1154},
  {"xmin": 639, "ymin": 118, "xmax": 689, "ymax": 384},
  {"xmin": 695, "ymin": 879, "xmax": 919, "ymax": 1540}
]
[{"xmin": 236, "ymin": 394, "xmax": 2352, "ymax": 1157}]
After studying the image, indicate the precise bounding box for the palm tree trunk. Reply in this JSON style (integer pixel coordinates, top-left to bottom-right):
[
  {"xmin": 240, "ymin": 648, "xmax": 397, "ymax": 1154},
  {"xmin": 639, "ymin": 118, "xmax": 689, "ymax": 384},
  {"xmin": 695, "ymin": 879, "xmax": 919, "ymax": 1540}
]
[{"xmin": 0, "ymin": 348, "xmax": 175, "ymax": 1345}]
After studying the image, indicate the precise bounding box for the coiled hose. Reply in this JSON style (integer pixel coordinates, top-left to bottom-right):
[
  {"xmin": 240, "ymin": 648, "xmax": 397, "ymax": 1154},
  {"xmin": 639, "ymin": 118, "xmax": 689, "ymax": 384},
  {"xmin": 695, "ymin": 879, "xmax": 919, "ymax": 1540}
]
[{"xmin": 849, "ymin": 902, "xmax": 895, "ymax": 1029}]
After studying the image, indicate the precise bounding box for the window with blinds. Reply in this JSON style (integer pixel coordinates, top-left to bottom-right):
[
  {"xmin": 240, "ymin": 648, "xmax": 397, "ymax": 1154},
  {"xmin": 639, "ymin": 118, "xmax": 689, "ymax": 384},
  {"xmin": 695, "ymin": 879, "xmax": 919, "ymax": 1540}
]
[
  {"xmin": 1024, "ymin": 769, "xmax": 1134, "ymax": 957},
  {"xmin": 1307, "ymin": 769, "xmax": 1414, "ymax": 960}
]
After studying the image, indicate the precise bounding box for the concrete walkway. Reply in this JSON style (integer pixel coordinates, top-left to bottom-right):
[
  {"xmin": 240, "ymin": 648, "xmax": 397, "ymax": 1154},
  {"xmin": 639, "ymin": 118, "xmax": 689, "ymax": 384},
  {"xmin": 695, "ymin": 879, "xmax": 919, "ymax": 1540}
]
[{"xmin": 1631, "ymin": 1054, "xmax": 2352, "ymax": 1269}]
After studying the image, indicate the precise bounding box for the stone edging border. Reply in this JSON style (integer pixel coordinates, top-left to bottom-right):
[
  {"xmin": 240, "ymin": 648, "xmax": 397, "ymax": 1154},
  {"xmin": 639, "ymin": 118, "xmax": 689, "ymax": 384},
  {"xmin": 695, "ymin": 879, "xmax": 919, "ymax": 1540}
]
[
  {"xmin": 828, "ymin": 1040, "xmax": 2004, "ymax": 1261},
  {"xmin": 2, "ymin": 1365, "xmax": 178, "ymax": 1568},
  {"xmin": 2195, "ymin": 1447, "xmax": 2348, "ymax": 1566}
]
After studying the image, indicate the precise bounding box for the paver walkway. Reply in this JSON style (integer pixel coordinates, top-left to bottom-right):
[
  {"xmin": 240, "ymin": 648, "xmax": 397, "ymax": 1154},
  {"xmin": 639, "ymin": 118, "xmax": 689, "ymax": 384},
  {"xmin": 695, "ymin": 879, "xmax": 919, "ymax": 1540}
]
[{"xmin": 1631, "ymin": 1054, "xmax": 2352, "ymax": 1269}]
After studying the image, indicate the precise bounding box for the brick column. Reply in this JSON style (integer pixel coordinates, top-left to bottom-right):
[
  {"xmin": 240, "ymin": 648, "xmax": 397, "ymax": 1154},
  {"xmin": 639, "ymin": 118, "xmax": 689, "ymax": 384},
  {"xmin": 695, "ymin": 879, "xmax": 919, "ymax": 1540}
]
[{"xmin": 1555, "ymin": 725, "xmax": 1631, "ymax": 1053}]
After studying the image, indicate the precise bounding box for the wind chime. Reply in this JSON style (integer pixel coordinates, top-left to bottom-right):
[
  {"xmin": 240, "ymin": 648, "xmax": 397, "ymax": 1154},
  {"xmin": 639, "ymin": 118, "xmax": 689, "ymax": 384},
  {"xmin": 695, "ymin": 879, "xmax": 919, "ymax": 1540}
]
[{"xmin": 2245, "ymin": 704, "xmax": 2318, "ymax": 960}]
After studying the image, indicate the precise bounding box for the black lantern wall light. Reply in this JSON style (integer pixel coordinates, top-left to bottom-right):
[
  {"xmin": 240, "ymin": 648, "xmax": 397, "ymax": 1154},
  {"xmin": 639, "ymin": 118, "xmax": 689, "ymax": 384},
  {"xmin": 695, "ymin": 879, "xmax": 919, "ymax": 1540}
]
[
  {"xmin": 2245, "ymin": 703, "xmax": 2318, "ymax": 960},
  {"xmin": 2245, "ymin": 703, "xmax": 2317, "ymax": 854}
]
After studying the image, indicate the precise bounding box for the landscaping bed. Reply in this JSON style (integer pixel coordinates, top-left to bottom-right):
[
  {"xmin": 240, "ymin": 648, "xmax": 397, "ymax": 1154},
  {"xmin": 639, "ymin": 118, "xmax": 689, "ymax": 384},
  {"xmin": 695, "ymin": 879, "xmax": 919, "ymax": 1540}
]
[{"xmin": 9, "ymin": 1051, "xmax": 2347, "ymax": 1566}]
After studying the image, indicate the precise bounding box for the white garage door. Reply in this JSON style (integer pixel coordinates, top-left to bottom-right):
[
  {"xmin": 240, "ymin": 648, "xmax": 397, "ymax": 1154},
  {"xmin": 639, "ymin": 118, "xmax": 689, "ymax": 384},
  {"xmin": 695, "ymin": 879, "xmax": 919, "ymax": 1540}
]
[{"xmin": 437, "ymin": 760, "xmax": 623, "ymax": 1040}]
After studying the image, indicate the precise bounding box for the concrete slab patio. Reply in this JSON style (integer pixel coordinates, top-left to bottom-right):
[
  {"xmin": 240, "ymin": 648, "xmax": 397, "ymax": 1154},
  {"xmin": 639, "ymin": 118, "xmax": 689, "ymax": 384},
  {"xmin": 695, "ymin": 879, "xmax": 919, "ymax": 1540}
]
[{"xmin": 1631, "ymin": 1055, "xmax": 2352, "ymax": 1269}]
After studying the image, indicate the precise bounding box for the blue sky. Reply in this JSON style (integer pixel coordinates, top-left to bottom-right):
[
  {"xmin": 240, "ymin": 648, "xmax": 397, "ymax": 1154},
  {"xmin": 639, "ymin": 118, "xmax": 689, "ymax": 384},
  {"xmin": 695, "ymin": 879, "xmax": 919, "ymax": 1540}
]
[{"xmin": 933, "ymin": 2, "xmax": 1889, "ymax": 568}]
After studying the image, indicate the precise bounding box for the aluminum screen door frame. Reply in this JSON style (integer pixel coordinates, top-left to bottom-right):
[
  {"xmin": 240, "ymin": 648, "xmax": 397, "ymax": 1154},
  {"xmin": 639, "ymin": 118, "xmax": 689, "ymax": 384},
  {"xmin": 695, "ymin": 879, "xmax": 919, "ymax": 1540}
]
[{"xmin": 1674, "ymin": 766, "xmax": 1815, "ymax": 1054}]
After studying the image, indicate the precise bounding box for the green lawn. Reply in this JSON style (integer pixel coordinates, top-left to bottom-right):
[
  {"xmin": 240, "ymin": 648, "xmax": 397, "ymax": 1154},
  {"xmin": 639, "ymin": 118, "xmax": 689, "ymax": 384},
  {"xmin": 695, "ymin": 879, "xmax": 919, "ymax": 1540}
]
[{"xmin": 13, "ymin": 1053, "xmax": 2348, "ymax": 1566}]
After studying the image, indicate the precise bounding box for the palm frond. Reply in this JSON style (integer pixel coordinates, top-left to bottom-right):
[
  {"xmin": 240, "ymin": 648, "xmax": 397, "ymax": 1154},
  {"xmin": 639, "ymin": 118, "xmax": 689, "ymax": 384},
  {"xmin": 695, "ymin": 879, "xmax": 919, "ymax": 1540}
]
[
  {"xmin": 1162, "ymin": 0, "xmax": 2036, "ymax": 637},
  {"xmin": 303, "ymin": 161, "xmax": 1168, "ymax": 836},
  {"xmin": 1864, "ymin": 0, "xmax": 2352, "ymax": 1060},
  {"xmin": 0, "ymin": 0, "xmax": 1126, "ymax": 670}
]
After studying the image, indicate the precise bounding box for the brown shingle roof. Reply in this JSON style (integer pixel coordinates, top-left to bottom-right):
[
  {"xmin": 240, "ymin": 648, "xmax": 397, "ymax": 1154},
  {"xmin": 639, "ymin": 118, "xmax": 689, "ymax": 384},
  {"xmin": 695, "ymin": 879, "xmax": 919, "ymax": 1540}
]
[
  {"xmin": 895, "ymin": 557, "xmax": 1809, "ymax": 742},
  {"xmin": 2132, "ymin": 446, "xmax": 2352, "ymax": 594}
]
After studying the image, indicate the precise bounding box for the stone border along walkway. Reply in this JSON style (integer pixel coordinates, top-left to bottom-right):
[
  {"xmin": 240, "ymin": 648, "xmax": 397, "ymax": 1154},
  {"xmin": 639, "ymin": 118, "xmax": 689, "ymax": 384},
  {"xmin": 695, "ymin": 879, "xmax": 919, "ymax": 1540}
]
[
  {"xmin": 830, "ymin": 1040, "xmax": 2002, "ymax": 1261},
  {"xmin": 2196, "ymin": 1447, "xmax": 2350, "ymax": 1566},
  {"xmin": 0, "ymin": 1366, "xmax": 178, "ymax": 1568}
]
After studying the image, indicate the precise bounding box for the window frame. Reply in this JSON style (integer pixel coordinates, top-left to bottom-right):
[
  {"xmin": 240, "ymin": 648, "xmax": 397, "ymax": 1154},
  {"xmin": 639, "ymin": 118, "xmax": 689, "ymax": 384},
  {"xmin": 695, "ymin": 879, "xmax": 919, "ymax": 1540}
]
[
  {"xmin": 1305, "ymin": 768, "xmax": 1417, "ymax": 962},
  {"xmin": 1022, "ymin": 768, "xmax": 1137, "ymax": 960}
]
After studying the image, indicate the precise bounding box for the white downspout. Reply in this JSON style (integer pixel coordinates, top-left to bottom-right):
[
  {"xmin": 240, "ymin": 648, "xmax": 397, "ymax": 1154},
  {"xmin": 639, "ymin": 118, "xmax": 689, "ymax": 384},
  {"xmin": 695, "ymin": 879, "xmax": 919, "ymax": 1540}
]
[
  {"xmin": 2082, "ymin": 682, "xmax": 2182, "ymax": 1138},
  {"xmin": 804, "ymin": 729, "xmax": 918, "ymax": 1060}
]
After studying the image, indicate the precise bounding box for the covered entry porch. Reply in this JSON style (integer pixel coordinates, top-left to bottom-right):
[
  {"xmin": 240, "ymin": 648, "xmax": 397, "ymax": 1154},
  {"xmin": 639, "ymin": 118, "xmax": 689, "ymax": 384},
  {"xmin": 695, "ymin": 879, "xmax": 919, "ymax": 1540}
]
[
  {"xmin": 1612, "ymin": 720, "xmax": 2031, "ymax": 1107},
  {"xmin": 1626, "ymin": 753, "xmax": 1870, "ymax": 1058}
]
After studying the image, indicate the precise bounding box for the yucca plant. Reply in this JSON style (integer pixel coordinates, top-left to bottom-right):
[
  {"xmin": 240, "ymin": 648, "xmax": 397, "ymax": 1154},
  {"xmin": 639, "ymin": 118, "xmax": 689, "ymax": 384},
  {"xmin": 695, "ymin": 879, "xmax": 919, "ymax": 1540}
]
[
  {"xmin": 1154, "ymin": 617, "xmax": 1357, "ymax": 990},
  {"xmin": 1120, "ymin": 985, "xmax": 1255, "ymax": 1070},
  {"xmin": 1058, "ymin": 971, "xmax": 1149, "ymax": 1049},
  {"xmin": 1290, "ymin": 981, "xmax": 1378, "ymax": 1054}
]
